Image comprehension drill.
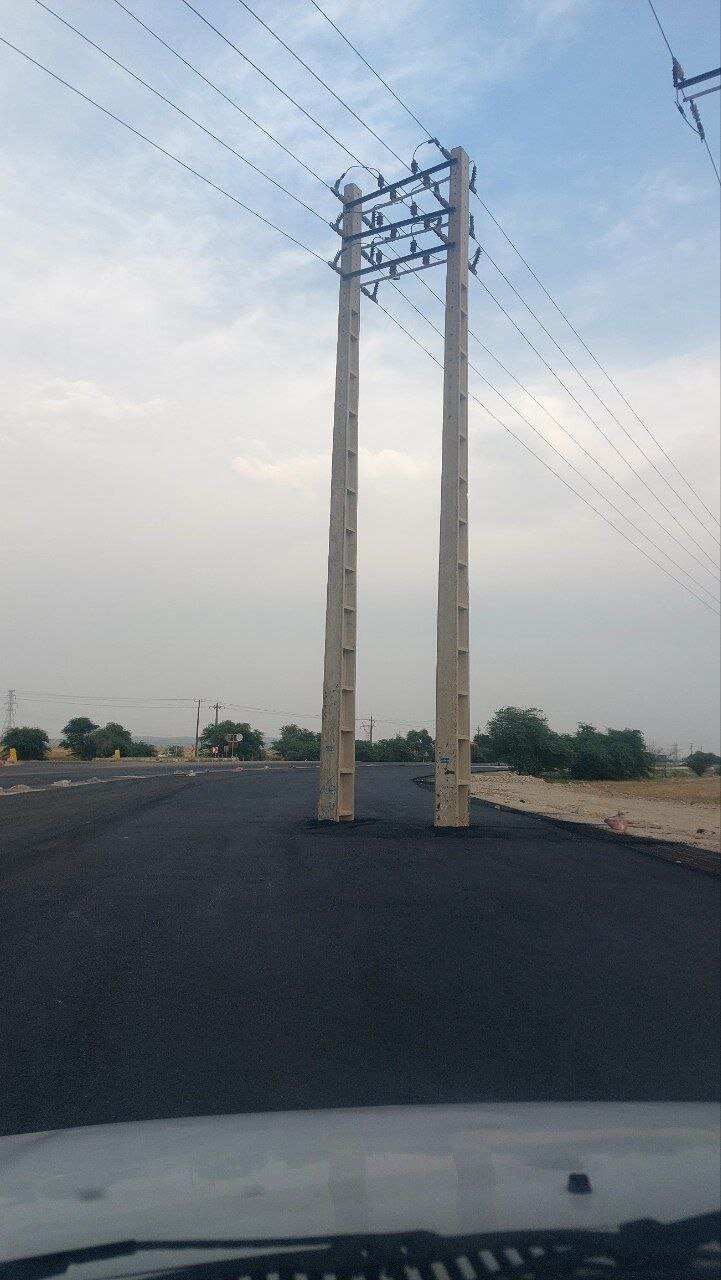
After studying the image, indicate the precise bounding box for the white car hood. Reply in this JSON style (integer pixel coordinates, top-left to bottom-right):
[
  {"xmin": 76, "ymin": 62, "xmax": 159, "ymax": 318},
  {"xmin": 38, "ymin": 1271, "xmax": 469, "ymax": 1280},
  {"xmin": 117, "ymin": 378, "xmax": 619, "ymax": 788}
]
[{"xmin": 1, "ymin": 1102, "xmax": 719, "ymax": 1275}]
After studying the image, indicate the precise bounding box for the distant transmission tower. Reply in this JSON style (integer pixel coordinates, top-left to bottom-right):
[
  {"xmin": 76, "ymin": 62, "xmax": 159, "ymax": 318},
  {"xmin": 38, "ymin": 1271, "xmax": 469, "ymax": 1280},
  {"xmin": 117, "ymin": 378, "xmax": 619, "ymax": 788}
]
[{"xmin": 1, "ymin": 689, "xmax": 17, "ymax": 736}]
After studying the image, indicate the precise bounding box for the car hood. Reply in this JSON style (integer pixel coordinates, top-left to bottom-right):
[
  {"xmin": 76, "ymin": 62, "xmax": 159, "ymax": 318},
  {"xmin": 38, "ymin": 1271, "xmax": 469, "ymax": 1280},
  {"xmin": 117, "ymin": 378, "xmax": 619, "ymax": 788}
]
[{"xmin": 1, "ymin": 1103, "xmax": 719, "ymax": 1274}]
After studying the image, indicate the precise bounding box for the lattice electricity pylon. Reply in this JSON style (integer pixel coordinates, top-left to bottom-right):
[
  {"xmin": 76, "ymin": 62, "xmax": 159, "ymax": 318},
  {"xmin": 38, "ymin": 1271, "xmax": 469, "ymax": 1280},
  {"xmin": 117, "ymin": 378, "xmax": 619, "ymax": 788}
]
[{"xmin": 318, "ymin": 148, "xmax": 476, "ymax": 827}]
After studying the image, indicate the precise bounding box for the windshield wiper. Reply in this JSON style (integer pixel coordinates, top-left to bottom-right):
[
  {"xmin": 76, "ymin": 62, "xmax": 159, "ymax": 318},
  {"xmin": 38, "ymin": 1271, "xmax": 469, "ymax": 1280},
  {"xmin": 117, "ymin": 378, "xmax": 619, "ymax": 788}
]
[{"xmin": 2, "ymin": 1216, "xmax": 719, "ymax": 1280}]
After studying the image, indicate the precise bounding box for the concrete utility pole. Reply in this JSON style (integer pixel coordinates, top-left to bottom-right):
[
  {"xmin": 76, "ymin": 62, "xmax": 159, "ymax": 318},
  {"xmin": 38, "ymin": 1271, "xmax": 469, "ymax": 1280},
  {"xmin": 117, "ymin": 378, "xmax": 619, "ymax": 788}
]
[
  {"xmin": 435, "ymin": 147, "xmax": 471, "ymax": 827},
  {"xmin": 193, "ymin": 699, "xmax": 201, "ymax": 760},
  {"xmin": 212, "ymin": 701, "xmax": 222, "ymax": 728},
  {"xmin": 318, "ymin": 182, "xmax": 362, "ymax": 821}
]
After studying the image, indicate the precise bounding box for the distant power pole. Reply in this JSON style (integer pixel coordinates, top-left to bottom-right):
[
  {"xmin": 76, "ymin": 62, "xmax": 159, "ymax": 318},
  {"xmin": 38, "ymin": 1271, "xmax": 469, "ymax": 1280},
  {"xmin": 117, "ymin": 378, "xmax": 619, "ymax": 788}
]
[
  {"xmin": 318, "ymin": 181, "xmax": 361, "ymax": 822},
  {"xmin": 212, "ymin": 701, "xmax": 222, "ymax": 728},
  {"xmin": 368, "ymin": 714, "xmax": 374, "ymax": 746},
  {"xmin": 1, "ymin": 689, "xmax": 17, "ymax": 737},
  {"xmin": 193, "ymin": 699, "xmax": 202, "ymax": 759}
]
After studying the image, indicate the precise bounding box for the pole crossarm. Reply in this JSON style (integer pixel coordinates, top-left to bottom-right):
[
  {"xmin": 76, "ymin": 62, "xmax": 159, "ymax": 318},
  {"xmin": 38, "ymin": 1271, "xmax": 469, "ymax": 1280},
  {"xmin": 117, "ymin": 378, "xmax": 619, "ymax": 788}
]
[{"xmin": 335, "ymin": 158, "xmax": 454, "ymax": 206}]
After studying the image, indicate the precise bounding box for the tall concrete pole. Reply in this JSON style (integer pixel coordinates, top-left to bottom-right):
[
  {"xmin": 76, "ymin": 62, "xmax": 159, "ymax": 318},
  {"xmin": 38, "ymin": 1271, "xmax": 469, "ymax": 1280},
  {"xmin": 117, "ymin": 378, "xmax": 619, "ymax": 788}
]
[
  {"xmin": 318, "ymin": 182, "xmax": 362, "ymax": 821},
  {"xmin": 435, "ymin": 148, "xmax": 471, "ymax": 827}
]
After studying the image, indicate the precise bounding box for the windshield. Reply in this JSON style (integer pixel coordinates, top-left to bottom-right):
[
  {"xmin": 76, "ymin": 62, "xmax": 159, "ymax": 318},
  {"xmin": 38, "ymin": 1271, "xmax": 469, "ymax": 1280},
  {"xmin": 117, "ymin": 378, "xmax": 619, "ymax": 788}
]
[{"xmin": 0, "ymin": 0, "xmax": 719, "ymax": 1276}]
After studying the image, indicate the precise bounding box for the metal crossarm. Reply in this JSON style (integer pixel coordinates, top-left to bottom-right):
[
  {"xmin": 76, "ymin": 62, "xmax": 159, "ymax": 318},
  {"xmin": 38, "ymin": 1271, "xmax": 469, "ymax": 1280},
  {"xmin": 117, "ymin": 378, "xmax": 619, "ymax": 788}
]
[
  {"xmin": 340, "ymin": 241, "xmax": 451, "ymax": 281},
  {"xmin": 341, "ymin": 158, "xmax": 454, "ymax": 207},
  {"xmin": 338, "ymin": 208, "xmax": 454, "ymax": 243}
]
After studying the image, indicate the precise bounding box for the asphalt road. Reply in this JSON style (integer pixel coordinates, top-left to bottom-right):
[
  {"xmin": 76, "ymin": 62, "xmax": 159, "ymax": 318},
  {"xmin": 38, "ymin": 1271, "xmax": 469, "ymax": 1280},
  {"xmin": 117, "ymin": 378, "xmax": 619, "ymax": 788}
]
[{"xmin": 0, "ymin": 764, "xmax": 718, "ymax": 1136}]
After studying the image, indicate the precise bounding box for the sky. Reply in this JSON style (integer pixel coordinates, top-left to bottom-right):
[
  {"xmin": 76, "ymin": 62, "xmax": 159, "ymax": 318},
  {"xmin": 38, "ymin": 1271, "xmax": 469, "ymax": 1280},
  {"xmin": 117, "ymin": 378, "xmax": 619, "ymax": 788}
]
[{"xmin": 0, "ymin": 0, "xmax": 719, "ymax": 752}]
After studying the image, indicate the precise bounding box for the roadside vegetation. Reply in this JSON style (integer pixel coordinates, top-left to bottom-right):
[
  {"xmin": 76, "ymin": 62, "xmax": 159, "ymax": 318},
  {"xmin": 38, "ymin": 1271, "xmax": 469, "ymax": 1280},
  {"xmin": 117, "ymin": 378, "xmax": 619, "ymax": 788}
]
[{"xmin": 3, "ymin": 706, "xmax": 719, "ymax": 780}]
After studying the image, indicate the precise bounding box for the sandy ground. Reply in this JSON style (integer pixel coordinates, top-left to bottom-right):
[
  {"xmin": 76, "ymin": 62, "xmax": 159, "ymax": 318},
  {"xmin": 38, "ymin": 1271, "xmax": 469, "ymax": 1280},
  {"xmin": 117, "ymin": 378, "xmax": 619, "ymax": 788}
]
[{"xmin": 469, "ymin": 773, "xmax": 721, "ymax": 854}]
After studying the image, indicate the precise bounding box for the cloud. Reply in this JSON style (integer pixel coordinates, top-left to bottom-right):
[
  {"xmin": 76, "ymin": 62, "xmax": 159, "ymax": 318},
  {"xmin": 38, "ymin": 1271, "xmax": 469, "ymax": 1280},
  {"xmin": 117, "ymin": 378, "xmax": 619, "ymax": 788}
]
[
  {"xmin": 230, "ymin": 446, "xmax": 436, "ymax": 491},
  {"xmin": 30, "ymin": 379, "xmax": 161, "ymax": 421}
]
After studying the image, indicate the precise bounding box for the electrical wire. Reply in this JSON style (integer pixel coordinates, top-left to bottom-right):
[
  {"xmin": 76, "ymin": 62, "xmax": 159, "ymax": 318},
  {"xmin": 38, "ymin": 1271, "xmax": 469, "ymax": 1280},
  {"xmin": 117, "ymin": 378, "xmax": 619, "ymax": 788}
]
[
  {"xmin": 473, "ymin": 249, "xmax": 719, "ymax": 541},
  {"xmin": 119, "ymin": 0, "xmax": 717, "ymax": 565},
  {"xmin": 34, "ymin": 1, "xmax": 328, "ymax": 226},
  {"xmin": 646, "ymin": 0, "xmax": 675, "ymax": 58},
  {"xmin": 1, "ymin": 33, "xmax": 717, "ymax": 615},
  {"xmin": 389, "ymin": 283, "xmax": 719, "ymax": 597},
  {"xmin": 232, "ymin": 0, "xmax": 407, "ymax": 169},
  {"xmin": 0, "ymin": 36, "xmax": 327, "ymax": 263},
  {"xmin": 305, "ymin": 0, "xmax": 431, "ymax": 136},
  {"xmin": 307, "ymin": 0, "xmax": 720, "ymax": 530},
  {"xmin": 703, "ymin": 133, "xmax": 721, "ymax": 185},
  {"xmin": 411, "ymin": 269, "xmax": 714, "ymax": 569},
  {"xmin": 178, "ymin": 0, "xmax": 372, "ymax": 176},
  {"xmin": 178, "ymin": 0, "xmax": 717, "ymax": 549},
  {"xmin": 369, "ymin": 297, "xmax": 719, "ymax": 616},
  {"xmin": 472, "ymin": 272, "xmax": 719, "ymax": 569},
  {"xmin": 110, "ymin": 0, "xmax": 331, "ymax": 192}
]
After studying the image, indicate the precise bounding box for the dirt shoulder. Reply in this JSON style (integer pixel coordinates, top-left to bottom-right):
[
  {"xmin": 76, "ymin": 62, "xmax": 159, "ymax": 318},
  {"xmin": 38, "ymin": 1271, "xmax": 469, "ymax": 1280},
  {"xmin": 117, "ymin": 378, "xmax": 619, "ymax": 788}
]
[{"xmin": 469, "ymin": 772, "xmax": 720, "ymax": 857}]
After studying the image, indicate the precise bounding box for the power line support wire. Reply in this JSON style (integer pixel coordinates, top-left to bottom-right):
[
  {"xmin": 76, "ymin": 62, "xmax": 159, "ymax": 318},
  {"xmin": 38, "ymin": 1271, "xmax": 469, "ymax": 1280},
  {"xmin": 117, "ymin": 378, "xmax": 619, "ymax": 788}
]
[{"xmin": 318, "ymin": 183, "xmax": 362, "ymax": 822}]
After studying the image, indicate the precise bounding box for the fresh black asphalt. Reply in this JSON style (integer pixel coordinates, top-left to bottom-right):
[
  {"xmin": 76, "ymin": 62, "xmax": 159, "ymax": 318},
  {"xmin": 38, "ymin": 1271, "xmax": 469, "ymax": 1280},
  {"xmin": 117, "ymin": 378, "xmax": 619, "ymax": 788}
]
[{"xmin": 0, "ymin": 764, "xmax": 718, "ymax": 1135}]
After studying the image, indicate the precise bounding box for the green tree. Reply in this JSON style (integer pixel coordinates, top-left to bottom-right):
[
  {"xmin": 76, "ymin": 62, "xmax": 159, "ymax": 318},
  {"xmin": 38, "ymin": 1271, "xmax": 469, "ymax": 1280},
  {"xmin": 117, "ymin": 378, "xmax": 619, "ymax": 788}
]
[
  {"xmin": 686, "ymin": 750, "xmax": 721, "ymax": 777},
  {"xmin": 199, "ymin": 719, "xmax": 264, "ymax": 759},
  {"xmin": 471, "ymin": 731, "xmax": 492, "ymax": 764},
  {"xmin": 1, "ymin": 726, "xmax": 49, "ymax": 760},
  {"xmin": 373, "ymin": 735, "xmax": 415, "ymax": 762},
  {"xmin": 274, "ymin": 723, "xmax": 321, "ymax": 760},
  {"xmin": 355, "ymin": 738, "xmax": 377, "ymax": 762},
  {"xmin": 404, "ymin": 728, "xmax": 434, "ymax": 762},
  {"xmin": 60, "ymin": 717, "xmax": 98, "ymax": 760},
  {"xmin": 487, "ymin": 707, "xmax": 569, "ymax": 775},
  {"xmin": 124, "ymin": 739, "xmax": 157, "ymax": 758},
  {"xmin": 570, "ymin": 725, "xmax": 653, "ymax": 781},
  {"xmin": 92, "ymin": 722, "xmax": 133, "ymax": 758}
]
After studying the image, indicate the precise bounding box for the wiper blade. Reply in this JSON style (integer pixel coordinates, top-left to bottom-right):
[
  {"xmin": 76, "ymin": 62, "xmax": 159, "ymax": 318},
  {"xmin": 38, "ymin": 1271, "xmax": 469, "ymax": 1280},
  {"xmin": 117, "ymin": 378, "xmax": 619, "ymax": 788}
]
[{"xmin": 2, "ymin": 1217, "xmax": 719, "ymax": 1280}]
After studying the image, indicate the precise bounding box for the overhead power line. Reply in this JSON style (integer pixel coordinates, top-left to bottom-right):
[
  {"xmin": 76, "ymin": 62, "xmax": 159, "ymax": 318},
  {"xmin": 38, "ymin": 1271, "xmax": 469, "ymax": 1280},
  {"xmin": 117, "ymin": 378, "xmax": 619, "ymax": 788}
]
[
  {"xmin": 126, "ymin": 0, "xmax": 718, "ymax": 558},
  {"xmin": 232, "ymin": 0, "xmax": 407, "ymax": 168},
  {"xmin": 34, "ymin": 1, "xmax": 327, "ymax": 226},
  {"xmin": 645, "ymin": 0, "xmax": 721, "ymax": 190},
  {"xmin": 0, "ymin": 36, "xmax": 327, "ymax": 264},
  {"xmin": 307, "ymin": 0, "xmax": 720, "ymax": 531},
  {"xmin": 1, "ymin": 35, "xmax": 718, "ymax": 617},
  {"xmin": 45, "ymin": 0, "xmax": 715, "ymax": 585},
  {"xmin": 370, "ymin": 298, "xmax": 719, "ymax": 617},
  {"xmin": 646, "ymin": 0, "xmax": 675, "ymax": 58},
  {"xmin": 110, "ymin": 0, "xmax": 331, "ymax": 192},
  {"xmin": 178, "ymin": 0, "xmax": 373, "ymax": 176},
  {"xmin": 389, "ymin": 284, "xmax": 719, "ymax": 598},
  {"xmin": 474, "ymin": 252, "xmax": 719, "ymax": 543},
  {"xmin": 404, "ymin": 270, "xmax": 718, "ymax": 580},
  {"xmin": 472, "ymin": 273, "xmax": 719, "ymax": 570},
  {"xmin": 205, "ymin": 0, "xmax": 719, "ymax": 546}
]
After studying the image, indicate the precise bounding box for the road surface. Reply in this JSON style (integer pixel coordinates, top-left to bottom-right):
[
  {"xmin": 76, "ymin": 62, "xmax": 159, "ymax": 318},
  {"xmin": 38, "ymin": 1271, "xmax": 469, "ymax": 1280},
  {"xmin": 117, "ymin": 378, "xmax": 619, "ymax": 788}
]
[{"xmin": 1, "ymin": 764, "xmax": 718, "ymax": 1135}]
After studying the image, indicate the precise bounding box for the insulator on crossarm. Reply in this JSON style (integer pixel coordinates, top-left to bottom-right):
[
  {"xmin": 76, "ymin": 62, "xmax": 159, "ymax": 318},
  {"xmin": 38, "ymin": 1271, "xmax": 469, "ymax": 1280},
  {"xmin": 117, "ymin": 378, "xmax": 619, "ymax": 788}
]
[
  {"xmin": 672, "ymin": 57, "xmax": 685, "ymax": 89},
  {"xmin": 410, "ymin": 239, "xmax": 418, "ymax": 254},
  {"xmin": 410, "ymin": 201, "xmax": 418, "ymax": 216},
  {"xmin": 469, "ymin": 214, "xmax": 476, "ymax": 241},
  {"xmin": 469, "ymin": 246, "xmax": 481, "ymax": 276},
  {"xmin": 390, "ymin": 261, "xmax": 398, "ymax": 278},
  {"xmin": 690, "ymin": 100, "xmax": 706, "ymax": 140},
  {"xmin": 377, "ymin": 173, "xmax": 385, "ymax": 188},
  {"xmin": 411, "ymin": 159, "xmax": 418, "ymax": 173},
  {"xmin": 469, "ymin": 163, "xmax": 477, "ymax": 194}
]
